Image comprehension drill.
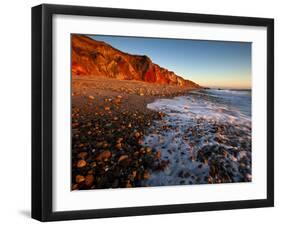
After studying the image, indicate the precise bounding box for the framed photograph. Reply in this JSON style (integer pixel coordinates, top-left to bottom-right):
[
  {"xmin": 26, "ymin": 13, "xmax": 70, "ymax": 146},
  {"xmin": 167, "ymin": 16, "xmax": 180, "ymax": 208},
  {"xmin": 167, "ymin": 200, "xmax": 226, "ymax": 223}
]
[{"xmin": 32, "ymin": 4, "xmax": 274, "ymax": 221}]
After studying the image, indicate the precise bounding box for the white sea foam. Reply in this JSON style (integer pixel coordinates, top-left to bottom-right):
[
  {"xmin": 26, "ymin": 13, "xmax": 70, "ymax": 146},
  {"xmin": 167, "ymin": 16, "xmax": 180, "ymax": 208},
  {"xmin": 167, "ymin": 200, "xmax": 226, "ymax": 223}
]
[
  {"xmin": 142, "ymin": 89, "xmax": 252, "ymax": 186},
  {"xmin": 147, "ymin": 92, "xmax": 251, "ymax": 126}
]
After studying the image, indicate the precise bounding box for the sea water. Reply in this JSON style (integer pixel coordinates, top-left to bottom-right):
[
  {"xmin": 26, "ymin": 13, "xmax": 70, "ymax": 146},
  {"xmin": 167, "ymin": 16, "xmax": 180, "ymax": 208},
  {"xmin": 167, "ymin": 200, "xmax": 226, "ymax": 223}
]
[{"xmin": 142, "ymin": 89, "xmax": 252, "ymax": 186}]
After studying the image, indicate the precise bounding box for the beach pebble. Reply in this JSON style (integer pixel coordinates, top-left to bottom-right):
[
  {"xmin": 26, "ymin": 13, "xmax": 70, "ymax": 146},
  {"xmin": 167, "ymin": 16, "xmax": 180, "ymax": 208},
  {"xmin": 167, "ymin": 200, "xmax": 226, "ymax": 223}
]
[
  {"xmin": 118, "ymin": 155, "xmax": 129, "ymax": 163},
  {"xmin": 134, "ymin": 132, "xmax": 141, "ymax": 139},
  {"xmin": 88, "ymin": 95, "xmax": 95, "ymax": 100},
  {"xmin": 116, "ymin": 138, "xmax": 123, "ymax": 143},
  {"xmin": 77, "ymin": 152, "xmax": 88, "ymax": 159},
  {"xmin": 145, "ymin": 147, "xmax": 152, "ymax": 153},
  {"xmin": 85, "ymin": 174, "xmax": 94, "ymax": 186},
  {"xmin": 143, "ymin": 171, "xmax": 150, "ymax": 180},
  {"xmin": 126, "ymin": 180, "xmax": 132, "ymax": 188},
  {"xmin": 156, "ymin": 150, "xmax": 161, "ymax": 158},
  {"xmin": 131, "ymin": 170, "xmax": 137, "ymax": 178},
  {"xmin": 75, "ymin": 175, "xmax": 85, "ymax": 183},
  {"xmin": 115, "ymin": 143, "xmax": 122, "ymax": 150},
  {"xmin": 72, "ymin": 183, "xmax": 79, "ymax": 190},
  {"xmin": 77, "ymin": 160, "xmax": 87, "ymax": 168},
  {"xmin": 95, "ymin": 150, "xmax": 112, "ymax": 161}
]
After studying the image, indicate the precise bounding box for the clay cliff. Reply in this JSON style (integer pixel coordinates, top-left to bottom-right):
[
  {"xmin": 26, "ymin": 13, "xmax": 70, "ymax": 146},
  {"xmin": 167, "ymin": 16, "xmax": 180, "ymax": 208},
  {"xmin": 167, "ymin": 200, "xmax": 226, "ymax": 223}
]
[{"xmin": 72, "ymin": 34, "xmax": 200, "ymax": 88}]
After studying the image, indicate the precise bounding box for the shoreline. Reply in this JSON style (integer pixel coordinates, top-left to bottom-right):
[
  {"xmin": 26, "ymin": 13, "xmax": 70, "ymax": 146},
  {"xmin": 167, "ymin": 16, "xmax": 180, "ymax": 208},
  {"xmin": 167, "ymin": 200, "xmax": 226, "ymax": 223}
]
[
  {"xmin": 142, "ymin": 93, "xmax": 251, "ymax": 186},
  {"xmin": 71, "ymin": 77, "xmax": 196, "ymax": 190},
  {"xmin": 71, "ymin": 77, "xmax": 251, "ymax": 190}
]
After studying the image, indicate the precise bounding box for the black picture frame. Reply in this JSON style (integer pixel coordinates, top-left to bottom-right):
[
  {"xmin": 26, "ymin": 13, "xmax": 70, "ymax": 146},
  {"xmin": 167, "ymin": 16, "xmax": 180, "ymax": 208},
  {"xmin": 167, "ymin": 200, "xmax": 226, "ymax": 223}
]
[{"xmin": 32, "ymin": 3, "xmax": 274, "ymax": 222}]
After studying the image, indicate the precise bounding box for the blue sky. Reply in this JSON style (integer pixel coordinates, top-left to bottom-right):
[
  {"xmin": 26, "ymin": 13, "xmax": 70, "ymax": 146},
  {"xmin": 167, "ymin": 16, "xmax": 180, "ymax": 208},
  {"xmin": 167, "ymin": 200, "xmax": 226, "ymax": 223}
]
[{"xmin": 89, "ymin": 35, "xmax": 251, "ymax": 89}]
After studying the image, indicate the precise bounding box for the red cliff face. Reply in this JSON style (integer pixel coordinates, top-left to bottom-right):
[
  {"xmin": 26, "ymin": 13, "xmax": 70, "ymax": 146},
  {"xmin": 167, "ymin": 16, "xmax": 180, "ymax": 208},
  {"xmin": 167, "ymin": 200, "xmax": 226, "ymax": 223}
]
[{"xmin": 72, "ymin": 34, "xmax": 200, "ymax": 88}]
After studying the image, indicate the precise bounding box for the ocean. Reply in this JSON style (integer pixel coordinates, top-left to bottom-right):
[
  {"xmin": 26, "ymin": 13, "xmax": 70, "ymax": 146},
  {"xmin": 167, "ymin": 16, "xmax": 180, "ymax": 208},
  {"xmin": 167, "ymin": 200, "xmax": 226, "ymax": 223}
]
[{"xmin": 142, "ymin": 89, "xmax": 252, "ymax": 186}]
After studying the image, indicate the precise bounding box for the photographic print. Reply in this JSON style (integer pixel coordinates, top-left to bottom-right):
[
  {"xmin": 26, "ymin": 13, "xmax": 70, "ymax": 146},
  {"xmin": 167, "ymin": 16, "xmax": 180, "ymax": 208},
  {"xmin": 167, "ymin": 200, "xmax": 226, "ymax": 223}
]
[
  {"xmin": 32, "ymin": 4, "xmax": 274, "ymax": 221},
  {"xmin": 71, "ymin": 34, "xmax": 252, "ymax": 190}
]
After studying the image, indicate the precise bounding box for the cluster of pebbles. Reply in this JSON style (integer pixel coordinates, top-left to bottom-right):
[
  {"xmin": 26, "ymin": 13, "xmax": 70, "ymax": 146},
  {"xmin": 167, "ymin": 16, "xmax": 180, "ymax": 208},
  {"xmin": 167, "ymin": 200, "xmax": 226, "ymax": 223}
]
[
  {"xmin": 71, "ymin": 78, "xmax": 189, "ymax": 190},
  {"xmin": 71, "ymin": 96, "xmax": 165, "ymax": 190}
]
